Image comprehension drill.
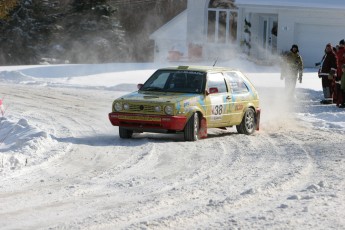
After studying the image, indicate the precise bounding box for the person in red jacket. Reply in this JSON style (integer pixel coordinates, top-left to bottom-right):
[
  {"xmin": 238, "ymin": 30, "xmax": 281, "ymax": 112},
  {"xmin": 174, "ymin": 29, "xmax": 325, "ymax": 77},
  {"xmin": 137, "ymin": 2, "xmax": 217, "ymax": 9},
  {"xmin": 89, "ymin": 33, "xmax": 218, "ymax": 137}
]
[
  {"xmin": 318, "ymin": 43, "xmax": 338, "ymax": 104},
  {"xmin": 335, "ymin": 39, "xmax": 345, "ymax": 107}
]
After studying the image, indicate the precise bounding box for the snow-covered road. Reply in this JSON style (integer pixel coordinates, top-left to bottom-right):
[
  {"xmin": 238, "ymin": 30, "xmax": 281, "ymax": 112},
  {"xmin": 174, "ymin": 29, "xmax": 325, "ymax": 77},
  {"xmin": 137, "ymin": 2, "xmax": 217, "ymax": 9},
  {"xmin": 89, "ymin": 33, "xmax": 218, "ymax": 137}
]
[{"xmin": 1, "ymin": 81, "xmax": 344, "ymax": 229}]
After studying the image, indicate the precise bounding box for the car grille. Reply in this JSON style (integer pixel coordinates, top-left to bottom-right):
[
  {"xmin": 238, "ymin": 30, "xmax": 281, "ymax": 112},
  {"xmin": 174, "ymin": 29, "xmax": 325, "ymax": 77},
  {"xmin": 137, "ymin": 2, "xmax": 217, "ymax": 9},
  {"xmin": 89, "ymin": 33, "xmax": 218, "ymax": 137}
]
[{"xmin": 127, "ymin": 104, "xmax": 162, "ymax": 114}]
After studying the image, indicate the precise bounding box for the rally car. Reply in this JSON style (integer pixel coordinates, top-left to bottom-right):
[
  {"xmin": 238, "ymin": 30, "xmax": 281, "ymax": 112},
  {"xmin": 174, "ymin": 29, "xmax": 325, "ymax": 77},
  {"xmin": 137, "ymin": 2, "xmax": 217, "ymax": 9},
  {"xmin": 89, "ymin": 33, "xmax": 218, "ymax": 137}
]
[{"xmin": 109, "ymin": 66, "xmax": 260, "ymax": 141}]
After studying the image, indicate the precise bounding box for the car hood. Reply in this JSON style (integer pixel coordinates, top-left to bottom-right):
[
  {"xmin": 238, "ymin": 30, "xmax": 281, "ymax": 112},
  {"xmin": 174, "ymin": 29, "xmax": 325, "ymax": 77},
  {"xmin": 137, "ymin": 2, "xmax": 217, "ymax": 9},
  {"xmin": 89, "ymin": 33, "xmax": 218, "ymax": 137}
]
[{"xmin": 117, "ymin": 91, "xmax": 202, "ymax": 103}]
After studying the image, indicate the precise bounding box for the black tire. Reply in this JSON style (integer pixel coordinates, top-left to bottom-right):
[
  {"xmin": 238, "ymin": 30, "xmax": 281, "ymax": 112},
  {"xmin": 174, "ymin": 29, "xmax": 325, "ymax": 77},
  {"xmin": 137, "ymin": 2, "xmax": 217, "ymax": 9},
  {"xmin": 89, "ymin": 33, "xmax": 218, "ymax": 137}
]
[
  {"xmin": 236, "ymin": 108, "xmax": 256, "ymax": 135},
  {"xmin": 119, "ymin": 127, "xmax": 133, "ymax": 139},
  {"xmin": 184, "ymin": 112, "xmax": 199, "ymax": 141}
]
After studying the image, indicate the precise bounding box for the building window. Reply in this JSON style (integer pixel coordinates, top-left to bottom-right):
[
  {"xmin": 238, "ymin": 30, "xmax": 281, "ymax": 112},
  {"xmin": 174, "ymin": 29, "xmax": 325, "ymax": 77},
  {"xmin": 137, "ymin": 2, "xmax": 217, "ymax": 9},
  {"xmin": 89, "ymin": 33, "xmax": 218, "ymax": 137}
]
[{"xmin": 207, "ymin": 0, "xmax": 238, "ymax": 44}]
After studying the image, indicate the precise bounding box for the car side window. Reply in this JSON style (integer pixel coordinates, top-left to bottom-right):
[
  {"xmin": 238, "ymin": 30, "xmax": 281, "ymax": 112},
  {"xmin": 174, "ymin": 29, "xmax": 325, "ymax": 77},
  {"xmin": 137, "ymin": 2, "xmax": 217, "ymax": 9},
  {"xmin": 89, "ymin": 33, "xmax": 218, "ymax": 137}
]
[
  {"xmin": 224, "ymin": 71, "xmax": 249, "ymax": 94},
  {"xmin": 207, "ymin": 73, "xmax": 228, "ymax": 93}
]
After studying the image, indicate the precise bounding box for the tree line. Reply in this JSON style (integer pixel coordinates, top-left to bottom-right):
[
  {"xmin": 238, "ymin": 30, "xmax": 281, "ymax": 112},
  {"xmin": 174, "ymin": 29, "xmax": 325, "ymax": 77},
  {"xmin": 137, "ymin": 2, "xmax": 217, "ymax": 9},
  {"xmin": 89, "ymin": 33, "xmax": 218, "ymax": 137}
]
[{"xmin": 0, "ymin": 0, "xmax": 186, "ymax": 65}]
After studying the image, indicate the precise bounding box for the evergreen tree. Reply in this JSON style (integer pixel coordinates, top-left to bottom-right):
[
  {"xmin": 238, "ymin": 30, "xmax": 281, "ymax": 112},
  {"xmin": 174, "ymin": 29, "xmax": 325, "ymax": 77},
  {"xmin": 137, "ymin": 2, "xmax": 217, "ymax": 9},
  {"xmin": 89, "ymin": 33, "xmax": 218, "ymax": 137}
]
[
  {"xmin": 0, "ymin": 0, "xmax": 187, "ymax": 64},
  {"xmin": 0, "ymin": 0, "xmax": 42, "ymax": 64},
  {"xmin": 116, "ymin": 0, "xmax": 186, "ymax": 61},
  {"xmin": 54, "ymin": 0, "xmax": 128, "ymax": 63}
]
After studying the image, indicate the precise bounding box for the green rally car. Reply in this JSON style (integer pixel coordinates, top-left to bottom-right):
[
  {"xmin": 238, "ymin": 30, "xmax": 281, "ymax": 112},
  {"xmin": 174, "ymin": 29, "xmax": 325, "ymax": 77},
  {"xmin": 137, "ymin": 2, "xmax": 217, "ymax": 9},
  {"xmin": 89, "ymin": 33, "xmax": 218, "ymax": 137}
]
[{"xmin": 109, "ymin": 66, "xmax": 260, "ymax": 141}]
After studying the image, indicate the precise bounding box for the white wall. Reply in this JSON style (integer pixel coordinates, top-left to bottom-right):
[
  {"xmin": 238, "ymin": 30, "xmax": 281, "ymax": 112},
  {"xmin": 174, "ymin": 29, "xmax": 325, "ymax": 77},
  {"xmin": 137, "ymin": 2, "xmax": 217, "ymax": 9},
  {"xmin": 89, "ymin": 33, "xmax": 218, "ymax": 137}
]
[
  {"xmin": 238, "ymin": 5, "xmax": 345, "ymax": 67},
  {"xmin": 278, "ymin": 9, "xmax": 345, "ymax": 67},
  {"xmin": 187, "ymin": 0, "xmax": 208, "ymax": 43},
  {"xmin": 184, "ymin": 0, "xmax": 345, "ymax": 67}
]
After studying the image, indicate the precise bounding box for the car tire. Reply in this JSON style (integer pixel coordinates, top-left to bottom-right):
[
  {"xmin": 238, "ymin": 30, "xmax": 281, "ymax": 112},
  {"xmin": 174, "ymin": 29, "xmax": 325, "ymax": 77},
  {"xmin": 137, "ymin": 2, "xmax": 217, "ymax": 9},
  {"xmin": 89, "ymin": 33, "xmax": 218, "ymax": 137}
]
[
  {"xmin": 236, "ymin": 108, "xmax": 256, "ymax": 135},
  {"xmin": 184, "ymin": 112, "xmax": 199, "ymax": 141},
  {"xmin": 119, "ymin": 127, "xmax": 133, "ymax": 139}
]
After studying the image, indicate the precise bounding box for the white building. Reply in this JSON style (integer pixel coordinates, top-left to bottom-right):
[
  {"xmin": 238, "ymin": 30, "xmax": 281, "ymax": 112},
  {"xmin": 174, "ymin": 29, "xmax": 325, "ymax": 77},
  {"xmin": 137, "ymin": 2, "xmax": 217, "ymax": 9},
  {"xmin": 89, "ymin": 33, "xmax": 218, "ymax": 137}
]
[{"xmin": 150, "ymin": 0, "xmax": 345, "ymax": 67}]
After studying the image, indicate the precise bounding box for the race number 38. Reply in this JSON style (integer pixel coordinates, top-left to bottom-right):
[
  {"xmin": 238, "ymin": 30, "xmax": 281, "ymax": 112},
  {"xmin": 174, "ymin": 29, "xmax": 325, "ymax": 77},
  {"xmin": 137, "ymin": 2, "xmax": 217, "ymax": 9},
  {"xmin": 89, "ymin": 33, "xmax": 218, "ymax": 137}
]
[{"xmin": 212, "ymin": 105, "xmax": 223, "ymax": 115}]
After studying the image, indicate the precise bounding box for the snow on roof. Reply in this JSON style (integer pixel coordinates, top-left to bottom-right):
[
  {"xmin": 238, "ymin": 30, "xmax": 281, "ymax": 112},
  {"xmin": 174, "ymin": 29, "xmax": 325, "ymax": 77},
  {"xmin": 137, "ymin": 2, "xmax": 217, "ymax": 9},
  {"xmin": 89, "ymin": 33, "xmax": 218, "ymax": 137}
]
[
  {"xmin": 150, "ymin": 10, "xmax": 187, "ymax": 41},
  {"xmin": 236, "ymin": 0, "xmax": 345, "ymax": 10}
]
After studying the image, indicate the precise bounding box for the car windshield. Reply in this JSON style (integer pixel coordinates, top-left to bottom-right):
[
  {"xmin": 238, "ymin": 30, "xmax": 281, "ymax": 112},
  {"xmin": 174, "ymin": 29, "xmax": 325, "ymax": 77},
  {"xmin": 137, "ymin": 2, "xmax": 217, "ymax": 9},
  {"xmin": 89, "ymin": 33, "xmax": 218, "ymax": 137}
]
[{"xmin": 140, "ymin": 70, "xmax": 206, "ymax": 94}]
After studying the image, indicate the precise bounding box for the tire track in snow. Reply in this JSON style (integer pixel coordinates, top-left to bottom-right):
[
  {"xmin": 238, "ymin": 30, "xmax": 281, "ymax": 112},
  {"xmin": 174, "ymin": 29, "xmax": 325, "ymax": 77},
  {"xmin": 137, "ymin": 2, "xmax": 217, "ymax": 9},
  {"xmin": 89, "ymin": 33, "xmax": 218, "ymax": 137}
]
[
  {"xmin": 139, "ymin": 128, "xmax": 318, "ymax": 229},
  {"xmin": 101, "ymin": 129, "xmax": 316, "ymax": 229},
  {"xmin": 1, "ymin": 84, "xmax": 344, "ymax": 229}
]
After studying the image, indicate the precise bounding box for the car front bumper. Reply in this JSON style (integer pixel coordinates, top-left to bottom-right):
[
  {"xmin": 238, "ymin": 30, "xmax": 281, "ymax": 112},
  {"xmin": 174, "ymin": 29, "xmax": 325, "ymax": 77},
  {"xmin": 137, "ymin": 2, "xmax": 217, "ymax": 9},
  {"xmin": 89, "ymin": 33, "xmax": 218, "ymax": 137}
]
[{"xmin": 109, "ymin": 112, "xmax": 187, "ymax": 131}]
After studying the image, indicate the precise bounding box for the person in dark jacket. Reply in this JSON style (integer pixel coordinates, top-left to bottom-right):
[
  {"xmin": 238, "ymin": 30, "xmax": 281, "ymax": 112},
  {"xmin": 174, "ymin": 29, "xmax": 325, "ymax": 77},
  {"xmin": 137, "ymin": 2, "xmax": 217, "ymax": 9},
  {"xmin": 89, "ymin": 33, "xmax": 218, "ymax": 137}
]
[
  {"xmin": 318, "ymin": 43, "xmax": 338, "ymax": 104},
  {"xmin": 280, "ymin": 44, "xmax": 303, "ymax": 99},
  {"xmin": 335, "ymin": 39, "xmax": 345, "ymax": 106},
  {"xmin": 340, "ymin": 64, "xmax": 345, "ymax": 108}
]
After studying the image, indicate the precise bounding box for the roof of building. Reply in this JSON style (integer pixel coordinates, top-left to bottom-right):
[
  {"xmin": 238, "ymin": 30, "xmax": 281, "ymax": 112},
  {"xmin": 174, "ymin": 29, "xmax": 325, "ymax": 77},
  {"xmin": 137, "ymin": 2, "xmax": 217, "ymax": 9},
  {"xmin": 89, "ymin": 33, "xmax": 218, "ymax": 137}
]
[
  {"xmin": 236, "ymin": 0, "xmax": 345, "ymax": 10},
  {"xmin": 149, "ymin": 10, "xmax": 187, "ymax": 41}
]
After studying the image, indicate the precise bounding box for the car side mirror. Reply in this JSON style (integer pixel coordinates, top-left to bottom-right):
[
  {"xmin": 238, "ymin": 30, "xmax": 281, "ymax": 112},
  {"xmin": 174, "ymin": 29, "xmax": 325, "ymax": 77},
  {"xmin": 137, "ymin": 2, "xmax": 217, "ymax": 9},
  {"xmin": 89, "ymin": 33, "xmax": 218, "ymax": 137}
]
[
  {"xmin": 208, "ymin": 87, "xmax": 219, "ymax": 94},
  {"xmin": 137, "ymin": 84, "xmax": 143, "ymax": 90}
]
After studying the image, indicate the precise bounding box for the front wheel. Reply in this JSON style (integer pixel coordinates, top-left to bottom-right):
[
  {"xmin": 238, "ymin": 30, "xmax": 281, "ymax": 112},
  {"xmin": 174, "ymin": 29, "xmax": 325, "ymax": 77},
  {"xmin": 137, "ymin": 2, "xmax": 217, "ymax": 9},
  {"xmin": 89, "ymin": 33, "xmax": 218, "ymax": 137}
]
[
  {"xmin": 119, "ymin": 127, "xmax": 133, "ymax": 139},
  {"xmin": 236, "ymin": 108, "xmax": 256, "ymax": 135},
  {"xmin": 184, "ymin": 112, "xmax": 199, "ymax": 141}
]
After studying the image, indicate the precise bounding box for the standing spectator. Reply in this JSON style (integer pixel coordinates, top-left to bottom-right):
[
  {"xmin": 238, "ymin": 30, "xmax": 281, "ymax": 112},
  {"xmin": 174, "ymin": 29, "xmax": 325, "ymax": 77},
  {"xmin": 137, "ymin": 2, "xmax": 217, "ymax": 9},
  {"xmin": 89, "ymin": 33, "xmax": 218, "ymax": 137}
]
[
  {"xmin": 0, "ymin": 98, "xmax": 4, "ymax": 116},
  {"xmin": 318, "ymin": 43, "xmax": 338, "ymax": 104},
  {"xmin": 280, "ymin": 44, "xmax": 303, "ymax": 99},
  {"xmin": 335, "ymin": 39, "xmax": 345, "ymax": 107},
  {"xmin": 340, "ymin": 64, "xmax": 345, "ymax": 108}
]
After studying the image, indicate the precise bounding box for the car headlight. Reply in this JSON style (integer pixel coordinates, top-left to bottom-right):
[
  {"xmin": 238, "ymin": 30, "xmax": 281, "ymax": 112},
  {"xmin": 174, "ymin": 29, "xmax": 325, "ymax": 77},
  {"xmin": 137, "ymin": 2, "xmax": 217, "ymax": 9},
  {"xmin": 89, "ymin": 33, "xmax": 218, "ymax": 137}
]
[
  {"xmin": 164, "ymin": 105, "xmax": 173, "ymax": 115},
  {"xmin": 114, "ymin": 102, "xmax": 122, "ymax": 111},
  {"xmin": 123, "ymin": 103, "xmax": 130, "ymax": 110},
  {"xmin": 154, "ymin": 106, "xmax": 161, "ymax": 113}
]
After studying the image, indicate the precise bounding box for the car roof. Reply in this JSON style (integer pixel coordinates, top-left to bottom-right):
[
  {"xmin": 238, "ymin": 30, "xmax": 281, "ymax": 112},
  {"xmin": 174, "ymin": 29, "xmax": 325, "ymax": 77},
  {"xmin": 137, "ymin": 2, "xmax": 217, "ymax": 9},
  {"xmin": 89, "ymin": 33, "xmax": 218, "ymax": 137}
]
[{"xmin": 159, "ymin": 66, "xmax": 237, "ymax": 73}]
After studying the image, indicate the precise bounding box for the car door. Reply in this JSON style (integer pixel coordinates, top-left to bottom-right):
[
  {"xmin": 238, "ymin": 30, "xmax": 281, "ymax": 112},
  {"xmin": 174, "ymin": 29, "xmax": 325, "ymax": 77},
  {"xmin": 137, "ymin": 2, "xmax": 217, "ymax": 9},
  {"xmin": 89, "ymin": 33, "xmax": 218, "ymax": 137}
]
[
  {"xmin": 224, "ymin": 71, "xmax": 251, "ymax": 125},
  {"xmin": 205, "ymin": 72, "xmax": 232, "ymax": 127}
]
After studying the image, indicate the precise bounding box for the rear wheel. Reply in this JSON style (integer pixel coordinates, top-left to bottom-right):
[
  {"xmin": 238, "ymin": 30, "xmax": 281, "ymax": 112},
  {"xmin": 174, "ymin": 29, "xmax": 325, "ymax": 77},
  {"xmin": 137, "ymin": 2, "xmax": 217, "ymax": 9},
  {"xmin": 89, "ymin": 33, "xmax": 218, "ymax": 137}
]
[
  {"xmin": 184, "ymin": 112, "xmax": 199, "ymax": 141},
  {"xmin": 236, "ymin": 108, "xmax": 256, "ymax": 135},
  {"xmin": 119, "ymin": 127, "xmax": 133, "ymax": 139}
]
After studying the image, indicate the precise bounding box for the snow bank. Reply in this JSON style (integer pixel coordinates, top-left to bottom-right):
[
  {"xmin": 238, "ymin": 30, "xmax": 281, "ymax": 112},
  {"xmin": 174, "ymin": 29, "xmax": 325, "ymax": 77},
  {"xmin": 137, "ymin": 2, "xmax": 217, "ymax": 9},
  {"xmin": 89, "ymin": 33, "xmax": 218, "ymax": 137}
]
[
  {"xmin": 0, "ymin": 117, "xmax": 55, "ymax": 175},
  {"xmin": 0, "ymin": 70, "xmax": 36, "ymax": 84}
]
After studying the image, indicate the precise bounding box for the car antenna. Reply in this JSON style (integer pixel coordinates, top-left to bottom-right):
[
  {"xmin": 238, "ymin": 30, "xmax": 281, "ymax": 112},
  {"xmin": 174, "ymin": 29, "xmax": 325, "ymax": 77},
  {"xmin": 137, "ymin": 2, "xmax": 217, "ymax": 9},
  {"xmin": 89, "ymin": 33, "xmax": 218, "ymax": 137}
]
[{"xmin": 213, "ymin": 57, "xmax": 219, "ymax": 67}]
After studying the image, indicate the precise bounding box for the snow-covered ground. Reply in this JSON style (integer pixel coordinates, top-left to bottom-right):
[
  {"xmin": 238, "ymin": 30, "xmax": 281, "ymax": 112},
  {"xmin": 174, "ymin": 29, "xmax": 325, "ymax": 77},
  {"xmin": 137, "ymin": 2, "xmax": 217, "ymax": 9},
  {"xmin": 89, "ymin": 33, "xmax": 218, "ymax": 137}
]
[{"xmin": 0, "ymin": 59, "xmax": 344, "ymax": 229}]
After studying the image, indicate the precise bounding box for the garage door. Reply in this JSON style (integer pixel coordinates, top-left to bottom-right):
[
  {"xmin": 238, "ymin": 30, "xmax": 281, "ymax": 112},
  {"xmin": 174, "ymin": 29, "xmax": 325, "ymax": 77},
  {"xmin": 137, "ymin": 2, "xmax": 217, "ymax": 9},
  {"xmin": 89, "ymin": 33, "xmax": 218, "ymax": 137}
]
[{"xmin": 295, "ymin": 23, "xmax": 345, "ymax": 67}]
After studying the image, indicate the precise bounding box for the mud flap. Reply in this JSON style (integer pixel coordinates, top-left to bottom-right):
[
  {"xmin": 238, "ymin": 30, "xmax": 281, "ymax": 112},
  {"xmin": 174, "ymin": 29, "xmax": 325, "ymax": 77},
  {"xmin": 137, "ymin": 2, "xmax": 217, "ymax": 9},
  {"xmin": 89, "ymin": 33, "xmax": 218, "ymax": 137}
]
[
  {"xmin": 256, "ymin": 108, "xmax": 261, "ymax": 131},
  {"xmin": 198, "ymin": 117, "xmax": 207, "ymax": 138}
]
